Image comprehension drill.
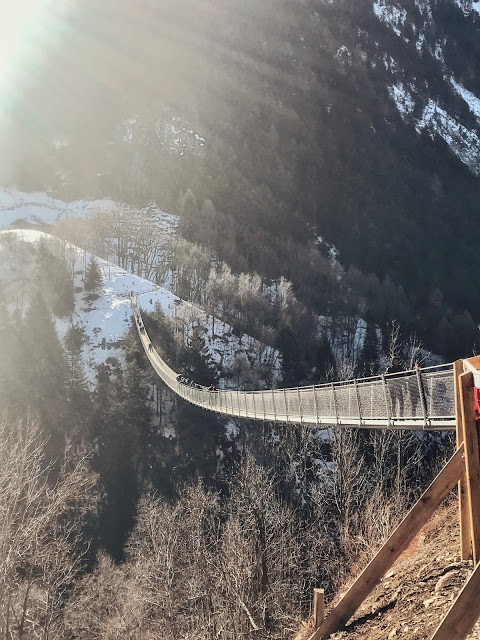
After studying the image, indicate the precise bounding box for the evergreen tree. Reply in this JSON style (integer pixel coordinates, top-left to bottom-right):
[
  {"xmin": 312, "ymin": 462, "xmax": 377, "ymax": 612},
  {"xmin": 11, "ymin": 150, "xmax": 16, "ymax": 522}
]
[
  {"xmin": 64, "ymin": 325, "xmax": 92, "ymax": 436},
  {"xmin": 0, "ymin": 279, "xmax": 22, "ymax": 415},
  {"xmin": 93, "ymin": 359, "xmax": 151, "ymax": 559},
  {"xmin": 36, "ymin": 238, "xmax": 74, "ymax": 317},
  {"xmin": 53, "ymin": 277, "xmax": 75, "ymax": 317},
  {"xmin": 314, "ymin": 333, "xmax": 336, "ymax": 382},
  {"xmin": 276, "ymin": 326, "xmax": 305, "ymax": 386},
  {"xmin": 181, "ymin": 330, "xmax": 218, "ymax": 387},
  {"xmin": 22, "ymin": 290, "xmax": 68, "ymax": 455},
  {"xmin": 0, "ymin": 278, "xmax": 8, "ymax": 329},
  {"xmin": 358, "ymin": 322, "xmax": 379, "ymax": 376},
  {"xmin": 84, "ymin": 256, "xmax": 103, "ymax": 294},
  {"xmin": 172, "ymin": 328, "xmax": 225, "ymax": 483}
]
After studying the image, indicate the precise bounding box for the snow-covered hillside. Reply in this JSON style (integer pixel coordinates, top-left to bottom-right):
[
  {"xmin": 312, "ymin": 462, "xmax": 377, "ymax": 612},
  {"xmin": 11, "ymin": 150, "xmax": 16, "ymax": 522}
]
[
  {"xmin": 0, "ymin": 188, "xmax": 178, "ymax": 232},
  {"xmin": 371, "ymin": 0, "xmax": 480, "ymax": 175},
  {"xmin": 121, "ymin": 114, "xmax": 206, "ymax": 155},
  {"xmin": 0, "ymin": 229, "xmax": 282, "ymax": 389}
]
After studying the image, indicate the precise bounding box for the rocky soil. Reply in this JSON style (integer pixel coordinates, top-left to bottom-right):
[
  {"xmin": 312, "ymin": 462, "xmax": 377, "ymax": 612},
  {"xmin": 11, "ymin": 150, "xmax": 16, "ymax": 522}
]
[{"xmin": 296, "ymin": 499, "xmax": 480, "ymax": 640}]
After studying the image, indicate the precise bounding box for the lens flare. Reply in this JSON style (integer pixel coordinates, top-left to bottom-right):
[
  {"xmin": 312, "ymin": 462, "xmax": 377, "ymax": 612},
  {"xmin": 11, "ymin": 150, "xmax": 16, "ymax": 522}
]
[{"xmin": 0, "ymin": 0, "xmax": 70, "ymax": 109}]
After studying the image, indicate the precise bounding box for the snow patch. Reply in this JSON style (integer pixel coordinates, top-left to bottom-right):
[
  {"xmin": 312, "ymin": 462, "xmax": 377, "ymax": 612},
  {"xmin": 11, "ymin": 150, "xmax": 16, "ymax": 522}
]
[
  {"xmin": 388, "ymin": 83, "xmax": 416, "ymax": 116},
  {"xmin": 414, "ymin": 0, "xmax": 432, "ymax": 19},
  {"xmin": 454, "ymin": 0, "xmax": 476, "ymax": 15},
  {"xmin": 373, "ymin": 0, "xmax": 407, "ymax": 37},
  {"xmin": 388, "ymin": 83, "xmax": 480, "ymax": 175},
  {"xmin": 416, "ymin": 32, "xmax": 425, "ymax": 52},
  {"xmin": 416, "ymin": 100, "xmax": 480, "ymax": 175},
  {"xmin": 0, "ymin": 229, "xmax": 282, "ymax": 389},
  {"xmin": 0, "ymin": 188, "xmax": 178, "ymax": 236},
  {"xmin": 434, "ymin": 41, "xmax": 445, "ymax": 64},
  {"xmin": 383, "ymin": 54, "xmax": 399, "ymax": 71},
  {"xmin": 121, "ymin": 114, "xmax": 206, "ymax": 154},
  {"xmin": 335, "ymin": 45, "xmax": 352, "ymax": 67},
  {"xmin": 450, "ymin": 77, "xmax": 480, "ymax": 121}
]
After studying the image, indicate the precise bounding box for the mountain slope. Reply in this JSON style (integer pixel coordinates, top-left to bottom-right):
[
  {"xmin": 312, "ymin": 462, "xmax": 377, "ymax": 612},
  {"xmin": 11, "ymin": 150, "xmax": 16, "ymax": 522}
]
[
  {"xmin": 296, "ymin": 499, "xmax": 480, "ymax": 640},
  {"xmin": 0, "ymin": 229, "xmax": 281, "ymax": 388},
  {"xmin": 2, "ymin": 0, "xmax": 480, "ymax": 353}
]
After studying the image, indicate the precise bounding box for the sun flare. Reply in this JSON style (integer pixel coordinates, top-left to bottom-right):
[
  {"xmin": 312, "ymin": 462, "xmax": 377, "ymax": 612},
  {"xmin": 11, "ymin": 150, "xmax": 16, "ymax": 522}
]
[
  {"xmin": 0, "ymin": 0, "xmax": 71, "ymax": 113},
  {"xmin": 0, "ymin": 0, "xmax": 48, "ymax": 75}
]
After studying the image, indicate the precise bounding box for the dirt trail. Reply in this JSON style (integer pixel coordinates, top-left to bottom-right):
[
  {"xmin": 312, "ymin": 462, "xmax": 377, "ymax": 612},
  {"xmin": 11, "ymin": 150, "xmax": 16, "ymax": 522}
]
[{"xmin": 297, "ymin": 499, "xmax": 480, "ymax": 640}]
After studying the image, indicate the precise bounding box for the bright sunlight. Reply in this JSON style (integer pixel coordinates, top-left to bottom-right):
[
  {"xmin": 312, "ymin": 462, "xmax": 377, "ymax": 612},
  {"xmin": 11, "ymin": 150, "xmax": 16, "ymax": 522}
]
[{"xmin": 0, "ymin": 0, "xmax": 70, "ymax": 105}]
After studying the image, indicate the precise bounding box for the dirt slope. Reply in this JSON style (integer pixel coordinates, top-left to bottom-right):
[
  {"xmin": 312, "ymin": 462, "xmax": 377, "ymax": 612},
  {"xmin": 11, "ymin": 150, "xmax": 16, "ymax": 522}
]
[{"xmin": 298, "ymin": 499, "xmax": 480, "ymax": 640}]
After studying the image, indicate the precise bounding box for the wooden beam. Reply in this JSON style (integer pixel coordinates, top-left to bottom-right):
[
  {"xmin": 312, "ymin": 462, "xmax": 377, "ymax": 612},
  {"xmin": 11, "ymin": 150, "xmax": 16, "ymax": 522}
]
[
  {"xmin": 313, "ymin": 589, "xmax": 325, "ymax": 629},
  {"xmin": 454, "ymin": 360, "xmax": 471, "ymax": 560},
  {"xmin": 430, "ymin": 560, "xmax": 480, "ymax": 640},
  {"xmin": 463, "ymin": 356, "xmax": 480, "ymax": 389},
  {"xmin": 309, "ymin": 446, "xmax": 465, "ymax": 640},
  {"xmin": 460, "ymin": 371, "xmax": 480, "ymax": 566},
  {"xmin": 464, "ymin": 355, "xmax": 480, "ymax": 370}
]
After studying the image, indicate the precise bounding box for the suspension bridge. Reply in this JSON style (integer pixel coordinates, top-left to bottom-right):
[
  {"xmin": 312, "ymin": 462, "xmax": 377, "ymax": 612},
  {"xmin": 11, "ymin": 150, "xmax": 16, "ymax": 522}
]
[
  {"xmin": 132, "ymin": 295, "xmax": 480, "ymax": 639},
  {"xmin": 131, "ymin": 295, "xmax": 455, "ymax": 430}
]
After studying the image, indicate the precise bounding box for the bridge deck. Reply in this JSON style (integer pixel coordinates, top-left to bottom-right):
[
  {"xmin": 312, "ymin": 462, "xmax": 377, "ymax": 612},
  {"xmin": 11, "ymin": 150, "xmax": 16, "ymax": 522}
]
[{"xmin": 132, "ymin": 298, "xmax": 456, "ymax": 431}]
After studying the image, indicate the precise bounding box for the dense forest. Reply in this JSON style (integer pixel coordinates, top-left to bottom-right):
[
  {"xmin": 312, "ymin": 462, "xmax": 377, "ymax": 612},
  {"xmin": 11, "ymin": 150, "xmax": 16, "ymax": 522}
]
[
  {"xmin": 2, "ymin": 0, "xmax": 480, "ymax": 359},
  {"xmin": 0, "ymin": 230, "xmax": 453, "ymax": 639}
]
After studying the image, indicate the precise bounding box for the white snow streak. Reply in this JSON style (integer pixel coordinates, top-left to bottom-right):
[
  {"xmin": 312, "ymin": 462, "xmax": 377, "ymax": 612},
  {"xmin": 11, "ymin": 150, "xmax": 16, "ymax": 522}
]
[
  {"xmin": 416, "ymin": 100, "xmax": 480, "ymax": 175},
  {"xmin": 388, "ymin": 83, "xmax": 416, "ymax": 116},
  {"xmin": 451, "ymin": 78, "xmax": 480, "ymax": 121},
  {"xmin": 389, "ymin": 83, "xmax": 480, "ymax": 175},
  {"xmin": 373, "ymin": 1, "xmax": 407, "ymax": 37}
]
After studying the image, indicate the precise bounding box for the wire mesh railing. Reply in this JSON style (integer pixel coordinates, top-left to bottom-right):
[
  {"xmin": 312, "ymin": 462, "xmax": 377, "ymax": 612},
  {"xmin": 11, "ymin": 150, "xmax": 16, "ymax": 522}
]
[{"xmin": 132, "ymin": 297, "xmax": 456, "ymax": 430}]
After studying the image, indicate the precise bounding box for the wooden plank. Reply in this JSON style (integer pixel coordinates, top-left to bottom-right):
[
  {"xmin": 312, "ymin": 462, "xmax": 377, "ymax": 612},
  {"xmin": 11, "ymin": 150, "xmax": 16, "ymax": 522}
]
[
  {"xmin": 430, "ymin": 559, "xmax": 480, "ymax": 640},
  {"xmin": 454, "ymin": 360, "xmax": 471, "ymax": 561},
  {"xmin": 309, "ymin": 446, "xmax": 465, "ymax": 640},
  {"xmin": 464, "ymin": 355, "xmax": 480, "ymax": 370},
  {"xmin": 313, "ymin": 589, "xmax": 325, "ymax": 628},
  {"xmin": 460, "ymin": 371, "xmax": 480, "ymax": 566},
  {"xmin": 463, "ymin": 356, "xmax": 480, "ymax": 389}
]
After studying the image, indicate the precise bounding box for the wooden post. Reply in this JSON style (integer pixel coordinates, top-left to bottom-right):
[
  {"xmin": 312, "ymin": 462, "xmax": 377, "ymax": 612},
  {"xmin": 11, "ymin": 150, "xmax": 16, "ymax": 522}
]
[
  {"xmin": 454, "ymin": 360, "xmax": 471, "ymax": 561},
  {"xmin": 459, "ymin": 370, "xmax": 480, "ymax": 566},
  {"xmin": 313, "ymin": 589, "xmax": 325, "ymax": 629},
  {"xmin": 309, "ymin": 445, "xmax": 465, "ymax": 640},
  {"xmin": 430, "ymin": 559, "xmax": 480, "ymax": 640}
]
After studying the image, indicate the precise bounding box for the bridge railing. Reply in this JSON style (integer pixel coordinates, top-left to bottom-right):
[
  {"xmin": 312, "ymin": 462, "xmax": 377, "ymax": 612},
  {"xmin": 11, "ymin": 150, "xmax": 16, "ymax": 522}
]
[{"xmin": 132, "ymin": 297, "xmax": 455, "ymax": 430}]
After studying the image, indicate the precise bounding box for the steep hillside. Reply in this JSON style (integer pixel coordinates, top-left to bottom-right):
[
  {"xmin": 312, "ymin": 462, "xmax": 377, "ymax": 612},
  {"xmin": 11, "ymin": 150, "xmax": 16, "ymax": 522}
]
[
  {"xmin": 0, "ymin": 229, "xmax": 281, "ymax": 391},
  {"xmin": 2, "ymin": 0, "xmax": 480, "ymax": 362},
  {"xmin": 296, "ymin": 500, "xmax": 480, "ymax": 640}
]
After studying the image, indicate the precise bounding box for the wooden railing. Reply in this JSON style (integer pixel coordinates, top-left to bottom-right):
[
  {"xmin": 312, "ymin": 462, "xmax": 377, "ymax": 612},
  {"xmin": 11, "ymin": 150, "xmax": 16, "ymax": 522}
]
[{"xmin": 306, "ymin": 356, "xmax": 480, "ymax": 640}]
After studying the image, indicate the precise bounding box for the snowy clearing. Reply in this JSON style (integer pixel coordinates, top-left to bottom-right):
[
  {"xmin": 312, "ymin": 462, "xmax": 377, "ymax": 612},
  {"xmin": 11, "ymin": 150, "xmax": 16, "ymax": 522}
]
[{"xmin": 0, "ymin": 229, "xmax": 282, "ymax": 388}]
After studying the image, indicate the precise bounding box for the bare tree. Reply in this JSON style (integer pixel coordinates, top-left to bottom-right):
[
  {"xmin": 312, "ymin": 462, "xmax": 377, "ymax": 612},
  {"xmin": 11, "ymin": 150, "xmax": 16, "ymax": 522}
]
[{"xmin": 0, "ymin": 420, "xmax": 99, "ymax": 640}]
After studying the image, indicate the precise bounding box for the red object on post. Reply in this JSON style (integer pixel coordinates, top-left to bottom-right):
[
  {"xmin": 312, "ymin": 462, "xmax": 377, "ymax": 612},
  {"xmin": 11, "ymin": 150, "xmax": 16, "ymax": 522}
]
[{"xmin": 474, "ymin": 387, "xmax": 480, "ymax": 420}]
